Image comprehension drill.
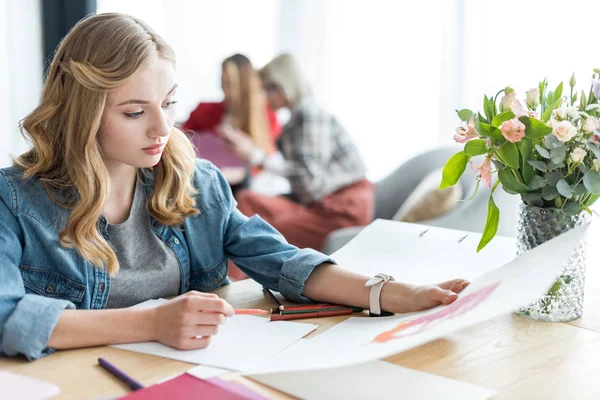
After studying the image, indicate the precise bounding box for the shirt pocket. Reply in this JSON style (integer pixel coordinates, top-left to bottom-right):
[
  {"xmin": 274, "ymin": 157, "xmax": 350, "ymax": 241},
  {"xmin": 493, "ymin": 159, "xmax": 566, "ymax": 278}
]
[
  {"xmin": 189, "ymin": 257, "xmax": 228, "ymax": 292},
  {"xmin": 19, "ymin": 264, "xmax": 87, "ymax": 305}
]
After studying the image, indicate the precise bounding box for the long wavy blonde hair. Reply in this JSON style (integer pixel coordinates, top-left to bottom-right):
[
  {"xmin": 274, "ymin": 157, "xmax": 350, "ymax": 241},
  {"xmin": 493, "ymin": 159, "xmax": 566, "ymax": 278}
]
[
  {"xmin": 223, "ymin": 54, "xmax": 274, "ymax": 153},
  {"xmin": 15, "ymin": 13, "xmax": 198, "ymax": 276}
]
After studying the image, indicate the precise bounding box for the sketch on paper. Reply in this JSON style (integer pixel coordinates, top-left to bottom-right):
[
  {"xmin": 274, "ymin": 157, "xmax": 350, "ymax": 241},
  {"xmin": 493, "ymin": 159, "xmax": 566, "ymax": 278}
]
[{"xmin": 371, "ymin": 281, "xmax": 501, "ymax": 344}]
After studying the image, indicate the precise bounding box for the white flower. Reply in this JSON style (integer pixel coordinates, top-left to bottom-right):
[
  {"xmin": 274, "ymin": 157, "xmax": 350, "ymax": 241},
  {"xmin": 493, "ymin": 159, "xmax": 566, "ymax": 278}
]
[
  {"xmin": 500, "ymin": 93, "xmax": 516, "ymax": 112},
  {"xmin": 583, "ymin": 117, "xmax": 598, "ymax": 133},
  {"xmin": 570, "ymin": 147, "xmax": 587, "ymax": 163},
  {"xmin": 525, "ymin": 88, "xmax": 540, "ymax": 109},
  {"xmin": 553, "ymin": 107, "xmax": 567, "ymax": 120},
  {"xmin": 594, "ymin": 159, "xmax": 600, "ymax": 172},
  {"xmin": 566, "ymin": 106, "xmax": 579, "ymax": 120},
  {"xmin": 552, "ymin": 120, "xmax": 578, "ymax": 142}
]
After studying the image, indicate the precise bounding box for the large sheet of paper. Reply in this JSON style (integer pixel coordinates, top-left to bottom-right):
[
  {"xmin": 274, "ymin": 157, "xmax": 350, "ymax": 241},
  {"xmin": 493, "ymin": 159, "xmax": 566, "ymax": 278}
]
[
  {"xmin": 0, "ymin": 371, "xmax": 60, "ymax": 400},
  {"xmin": 112, "ymin": 299, "xmax": 316, "ymax": 371},
  {"xmin": 247, "ymin": 222, "xmax": 589, "ymax": 374},
  {"xmin": 330, "ymin": 219, "xmax": 517, "ymax": 284},
  {"xmin": 247, "ymin": 358, "xmax": 495, "ymax": 400}
]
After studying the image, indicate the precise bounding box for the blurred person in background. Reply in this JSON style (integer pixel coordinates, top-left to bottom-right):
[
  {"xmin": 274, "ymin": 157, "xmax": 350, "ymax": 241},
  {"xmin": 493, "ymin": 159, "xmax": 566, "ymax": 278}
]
[
  {"xmin": 222, "ymin": 53, "xmax": 374, "ymax": 280},
  {"xmin": 182, "ymin": 54, "xmax": 281, "ymax": 193}
]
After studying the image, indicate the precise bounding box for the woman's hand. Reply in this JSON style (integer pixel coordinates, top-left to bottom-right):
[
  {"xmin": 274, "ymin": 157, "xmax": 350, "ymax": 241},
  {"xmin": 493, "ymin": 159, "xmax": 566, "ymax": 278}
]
[
  {"xmin": 218, "ymin": 124, "xmax": 257, "ymax": 163},
  {"xmin": 381, "ymin": 279, "xmax": 470, "ymax": 314},
  {"xmin": 149, "ymin": 291, "xmax": 234, "ymax": 350}
]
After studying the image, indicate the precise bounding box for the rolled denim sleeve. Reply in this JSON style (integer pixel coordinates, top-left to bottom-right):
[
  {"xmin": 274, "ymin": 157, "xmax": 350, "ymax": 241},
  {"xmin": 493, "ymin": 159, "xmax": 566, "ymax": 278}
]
[
  {"xmin": 0, "ymin": 176, "xmax": 74, "ymax": 360},
  {"xmin": 210, "ymin": 164, "xmax": 336, "ymax": 303}
]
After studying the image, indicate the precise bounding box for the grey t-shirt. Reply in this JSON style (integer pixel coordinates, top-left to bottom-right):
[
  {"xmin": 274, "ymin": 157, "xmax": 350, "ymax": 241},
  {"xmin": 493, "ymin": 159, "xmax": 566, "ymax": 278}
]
[{"xmin": 106, "ymin": 180, "xmax": 181, "ymax": 309}]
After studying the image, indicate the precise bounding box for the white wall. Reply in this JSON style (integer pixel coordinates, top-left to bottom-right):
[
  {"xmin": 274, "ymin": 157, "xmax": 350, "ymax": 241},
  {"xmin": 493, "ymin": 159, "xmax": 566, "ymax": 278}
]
[{"xmin": 0, "ymin": 0, "xmax": 43, "ymax": 168}]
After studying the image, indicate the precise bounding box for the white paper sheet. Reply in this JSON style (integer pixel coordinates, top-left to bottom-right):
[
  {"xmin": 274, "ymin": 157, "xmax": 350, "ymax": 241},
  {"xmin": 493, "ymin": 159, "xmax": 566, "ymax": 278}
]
[
  {"xmin": 112, "ymin": 299, "xmax": 316, "ymax": 371},
  {"xmin": 187, "ymin": 364, "xmax": 231, "ymax": 380},
  {"xmin": 247, "ymin": 359, "xmax": 495, "ymax": 400},
  {"xmin": 246, "ymin": 222, "xmax": 589, "ymax": 374},
  {"xmin": 0, "ymin": 371, "xmax": 60, "ymax": 400},
  {"xmin": 330, "ymin": 219, "xmax": 517, "ymax": 284}
]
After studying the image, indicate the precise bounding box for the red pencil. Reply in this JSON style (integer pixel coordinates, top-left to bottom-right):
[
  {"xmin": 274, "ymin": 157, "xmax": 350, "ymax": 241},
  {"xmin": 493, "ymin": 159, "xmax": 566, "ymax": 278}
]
[
  {"xmin": 234, "ymin": 309, "xmax": 270, "ymax": 315},
  {"xmin": 270, "ymin": 309, "xmax": 353, "ymax": 321}
]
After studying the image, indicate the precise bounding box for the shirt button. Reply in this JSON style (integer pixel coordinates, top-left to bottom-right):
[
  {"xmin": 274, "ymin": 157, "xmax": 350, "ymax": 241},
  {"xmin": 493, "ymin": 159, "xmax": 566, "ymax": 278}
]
[
  {"xmin": 46, "ymin": 284, "xmax": 54, "ymax": 293},
  {"xmin": 99, "ymin": 283, "xmax": 105, "ymax": 293},
  {"xmin": 213, "ymin": 277, "xmax": 220, "ymax": 284},
  {"xmin": 173, "ymin": 238, "xmax": 180, "ymax": 245}
]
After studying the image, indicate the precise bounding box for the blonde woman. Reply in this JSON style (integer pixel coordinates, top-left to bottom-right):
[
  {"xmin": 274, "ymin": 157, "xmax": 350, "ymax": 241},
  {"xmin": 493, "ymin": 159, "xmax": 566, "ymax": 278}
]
[
  {"xmin": 0, "ymin": 13, "xmax": 469, "ymax": 361},
  {"xmin": 182, "ymin": 54, "xmax": 280, "ymax": 160},
  {"xmin": 223, "ymin": 54, "xmax": 375, "ymax": 252}
]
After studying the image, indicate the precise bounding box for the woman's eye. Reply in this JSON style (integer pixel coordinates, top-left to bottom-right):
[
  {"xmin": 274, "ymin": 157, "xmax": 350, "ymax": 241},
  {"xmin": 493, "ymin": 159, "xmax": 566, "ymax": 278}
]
[
  {"xmin": 125, "ymin": 111, "xmax": 145, "ymax": 119},
  {"xmin": 163, "ymin": 100, "xmax": 178, "ymax": 109}
]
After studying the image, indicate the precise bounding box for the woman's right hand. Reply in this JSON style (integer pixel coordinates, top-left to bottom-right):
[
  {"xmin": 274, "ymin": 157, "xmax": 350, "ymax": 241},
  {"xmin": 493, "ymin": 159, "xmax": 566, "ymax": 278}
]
[{"xmin": 149, "ymin": 291, "xmax": 234, "ymax": 350}]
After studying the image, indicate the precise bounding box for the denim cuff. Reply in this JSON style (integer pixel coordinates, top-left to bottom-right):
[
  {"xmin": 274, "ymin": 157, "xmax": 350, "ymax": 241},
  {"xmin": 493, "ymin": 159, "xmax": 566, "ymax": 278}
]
[
  {"xmin": 2, "ymin": 294, "xmax": 75, "ymax": 360},
  {"xmin": 279, "ymin": 248, "xmax": 337, "ymax": 303}
]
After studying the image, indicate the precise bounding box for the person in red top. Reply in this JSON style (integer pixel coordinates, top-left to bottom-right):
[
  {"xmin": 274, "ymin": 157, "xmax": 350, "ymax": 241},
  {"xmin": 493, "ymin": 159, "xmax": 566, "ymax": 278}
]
[{"xmin": 182, "ymin": 54, "xmax": 281, "ymax": 156}]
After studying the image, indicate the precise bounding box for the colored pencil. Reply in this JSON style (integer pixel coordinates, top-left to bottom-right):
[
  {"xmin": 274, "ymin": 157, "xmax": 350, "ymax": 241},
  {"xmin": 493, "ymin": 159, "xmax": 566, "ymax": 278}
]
[
  {"xmin": 281, "ymin": 306, "xmax": 362, "ymax": 315},
  {"xmin": 263, "ymin": 287, "xmax": 284, "ymax": 311},
  {"xmin": 234, "ymin": 309, "xmax": 270, "ymax": 315},
  {"xmin": 270, "ymin": 309, "xmax": 353, "ymax": 321},
  {"xmin": 98, "ymin": 358, "xmax": 144, "ymax": 391}
]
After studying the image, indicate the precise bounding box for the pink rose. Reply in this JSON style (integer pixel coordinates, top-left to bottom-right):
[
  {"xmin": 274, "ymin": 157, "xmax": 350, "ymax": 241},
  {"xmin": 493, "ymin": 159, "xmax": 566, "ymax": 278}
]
[
  {"xmin": 453, "ymin": 118, "xmax": 479, "ymax": 143},
  {"xmin": 500, "ymin": 118, "xmax": 526, "ymax": 143},
  {"xmin": 471, "ymin": 156, "xmax": 492, "ymax": 188}
]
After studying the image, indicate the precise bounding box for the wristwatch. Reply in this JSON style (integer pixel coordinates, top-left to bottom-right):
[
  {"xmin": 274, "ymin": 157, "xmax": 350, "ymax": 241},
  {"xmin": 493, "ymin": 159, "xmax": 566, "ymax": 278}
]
[{"xmin": 365, "ymin": 273, "xmax": 395, "ymax": 317}]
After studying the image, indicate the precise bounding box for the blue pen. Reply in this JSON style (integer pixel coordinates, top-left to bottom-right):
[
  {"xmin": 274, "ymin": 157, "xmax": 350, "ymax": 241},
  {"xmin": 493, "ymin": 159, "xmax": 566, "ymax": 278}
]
[{"xmin": 98, "ymin": 358, "xmax": 145, "ymax": 391}]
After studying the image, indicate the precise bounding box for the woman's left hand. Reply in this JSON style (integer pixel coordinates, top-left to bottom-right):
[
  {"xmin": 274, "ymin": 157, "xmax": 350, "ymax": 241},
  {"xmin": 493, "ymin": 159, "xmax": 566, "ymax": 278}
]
[
  {"xmin": 218, "ymin": 125, "xmax": 256, "ymax": 163},
  {"xmin": 381, "ymin": 279, "xmax": 470, "ymax": 314}
]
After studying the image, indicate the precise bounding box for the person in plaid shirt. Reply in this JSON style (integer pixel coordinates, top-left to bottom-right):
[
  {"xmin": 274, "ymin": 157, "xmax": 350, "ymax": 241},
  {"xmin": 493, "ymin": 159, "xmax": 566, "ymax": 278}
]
[{"xmin": 222, "ymin": 54, "xmax": 374, "ymax": 279}]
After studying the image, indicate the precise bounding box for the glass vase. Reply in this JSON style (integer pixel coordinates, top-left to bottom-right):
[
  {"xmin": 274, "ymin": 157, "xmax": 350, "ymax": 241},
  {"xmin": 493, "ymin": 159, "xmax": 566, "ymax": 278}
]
[{"xmin": 515, "ymin": 203, "xmax": 590, "ymax": 322}]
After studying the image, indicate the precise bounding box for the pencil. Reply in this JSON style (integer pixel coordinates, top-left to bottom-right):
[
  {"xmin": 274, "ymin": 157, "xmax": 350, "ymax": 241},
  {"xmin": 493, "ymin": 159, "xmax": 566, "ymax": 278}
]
[
  {"xmin": 281, "ymin": 306, "xmax": 362, "ymax": 315},
  {"xmin": 263, "ymin": 287, "xmax": 284, "ymax": 311},
  {"xmin": 98, "ymin": 358, "xmax": 144, "ymax": 391},
  {"xmin": 270, "ymin": 309, "xmax": 353, "ymax": 321},
  {"xmin": 234, "ymin": 309, "xmax": 270, "ymax": 315}
]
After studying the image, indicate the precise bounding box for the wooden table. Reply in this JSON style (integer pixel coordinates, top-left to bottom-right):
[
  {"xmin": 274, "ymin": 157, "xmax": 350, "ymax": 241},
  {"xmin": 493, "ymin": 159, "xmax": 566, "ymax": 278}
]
[{"xmin": 3, "ymin": 230, "xmax": 600, "ymax": 399}]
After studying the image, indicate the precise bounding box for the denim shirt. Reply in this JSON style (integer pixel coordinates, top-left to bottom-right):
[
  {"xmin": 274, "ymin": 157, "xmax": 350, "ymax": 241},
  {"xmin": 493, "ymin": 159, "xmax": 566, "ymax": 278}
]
[{"xmin": 0, "ymin": 159, "xmax": 333, "ymax": 360}]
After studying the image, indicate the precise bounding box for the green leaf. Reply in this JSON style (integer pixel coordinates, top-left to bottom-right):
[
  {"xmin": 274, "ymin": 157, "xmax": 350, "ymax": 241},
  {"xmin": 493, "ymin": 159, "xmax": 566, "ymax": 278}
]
[
  {"xmin": 563, "ymin": 202, "xmax": 583, "ymax": 215},
  {"xmin": 474, "ymin": 120, "xmax": 505, "ymax": 142},
  {"xmin": 477, "ymin": 185, "xmax": 500, "ymax": 252},
  {"xmin": 527, "ymin": 175, "xmax": 546, "ymax": 190},
  {"xmin": 517, "ymin": 138, "xmax": 534, "ymax": 183},
  {"xmin": 498, "ymin": 168, "xmax": 531, "ymax": 193},
  {"xmin": 583, "ymin": 171, "xmax": 600, "ymax": 194},
  {"xmin": 456, "ymin": 109, "xmax": 474, "ymax": 122},
  {"xmin": 547, "ymin": 161, "xmax": 566, "ymax": 172},
  {"xmin": 572, "ymin": 184, "xmax": 587, "ymax": 195},
  {"xmin": 484, "ymin": 95, "xmax": 495, "ymax": 121},
  {"xmin": 497, "ymin": 142, "xmax": 520, "ymax": 169},
  {"xmin": 528, "ymin": 160, "xmax": 548, "ymax": 172},
  {"xmin": 556, "ymin": 179, "xmax": 573, "ymax": 199},
  {"xmin": 478, "ymin": 112, "xmax": 489, "ymax": 124},
  {"xmin": 463, "ymin": 139, "xmax": 488, "ymax": 156},
  {"xmin": 534, "ymin": 145, "xmax": 550, "ymax": 159},
  {"xmin": 492, "ymin": 111, "xmax": 515, "ymax": 127},
  {"xmin": 554, "ymin": 82, "xmax": 564, "ymax": 102},
  {"xmin": 465, "ymin": 179, "xmax": 481, "ymax": 201},
  {"xmin": 519, "ymin": 116, "xmax": 553, "ymax": 139},
  {"xmin": 440, "ymin": 152, "xmax": 470, "ymax": 189},
  {"xmin": 545, "ymin": 134, "xmax": 561, "ymax": 149},
  {"xmin": 541, "ymin": 98, "xmax": 562, "ymax": 122},
  {"xmin": 588, "ymin": 144, "xmax": 600, "ymax": 160}
]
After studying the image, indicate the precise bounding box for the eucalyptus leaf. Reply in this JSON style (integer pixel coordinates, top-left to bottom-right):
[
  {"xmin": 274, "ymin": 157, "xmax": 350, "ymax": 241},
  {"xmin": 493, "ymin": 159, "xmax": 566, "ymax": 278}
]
[
  {"xmin": 542, "ymin": 185, "xmax": 560, "ymax": 201},
  {"xmin": 545, "ymin": 171, "xmax": 563, "ymax": 186},
  {"xmin": 440, "ymin": 152, "xmax": 470, "ymax": 189},
  {"xmin": 572, "ymin": 184, "xmax": 587, "ymax": 196},
  {"xmin": 544, "ymin": 134, "xmax": 561, "ymax": 149},
  {"xmin": 550, "ymin": 147, "xmax": 567, "ymax": 164},
  {"xmin": 527, "ymin": 175, "xmax": 546, "ymax": 190},
  {"xmin": 528, "ymin": 160, "xmax": 548, "ymax": 172},
  {"xmin": 535, "ymin": 145, "xmax": 550, "ymax": 159},
  {"xmin": 579, "ymin": 164, "xmax": 590, "ymax": 175},
  {"xmin": 547, "ymin": 161, "xmax": 566, "ymax": 172},
  {"xmin": 522, "ymin": 192, "xmax": 544, "ymax": 207},
  {"xmin": 556, "ymin": 179, "xmax": 573, "ymax": 199},
  {"xmin": 562, "ymin": 202, "xmax": 583, "ymax": 215},
  {"xmin": 588, "ymin": 144, "xmax": 600, "ymax": 160},
  {"xmin": 583, "ymin": 170, "xmax": 600, "ymax": 194}
]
